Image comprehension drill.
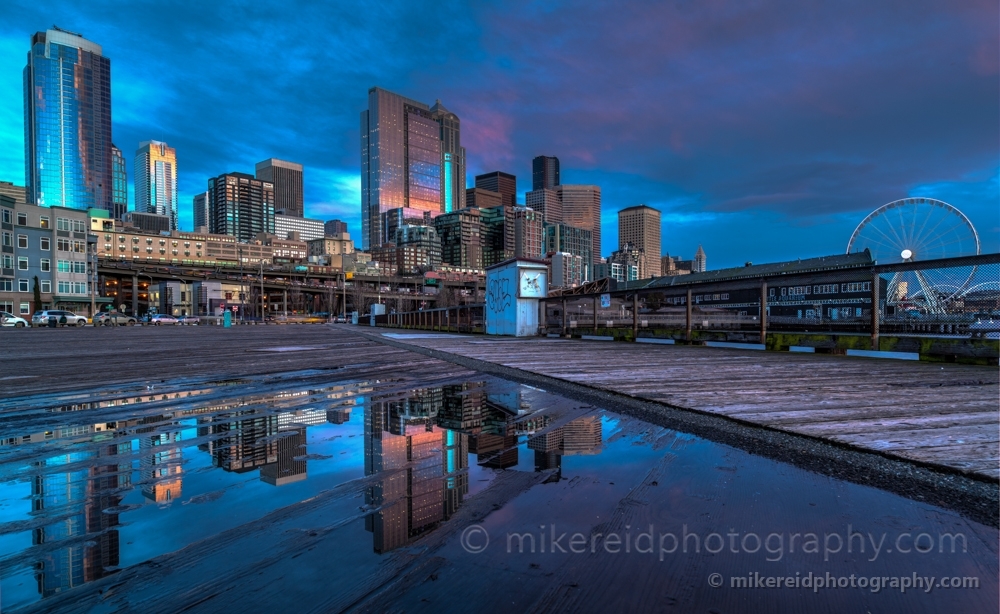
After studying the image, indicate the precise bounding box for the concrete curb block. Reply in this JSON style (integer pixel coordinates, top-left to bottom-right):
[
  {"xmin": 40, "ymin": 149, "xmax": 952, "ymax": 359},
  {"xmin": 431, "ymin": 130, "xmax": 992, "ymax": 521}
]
[
  {"xmin": 846, "ymin": 349, "xmax": 919, "ymax": 361},
  {"xmin": 705, "ymin": 341, "xmax": 766, "ymax": 350},
  {"xmin": 636, "ymin": 338, "xmax": 676, "ymax": 345}
]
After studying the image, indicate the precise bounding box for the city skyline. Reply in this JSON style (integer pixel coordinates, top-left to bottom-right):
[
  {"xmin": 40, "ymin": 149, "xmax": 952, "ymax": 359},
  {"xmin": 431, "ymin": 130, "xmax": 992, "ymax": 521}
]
[{"xmin": 0, "ymin": 2, "xmax": 996, "ymax": 268}]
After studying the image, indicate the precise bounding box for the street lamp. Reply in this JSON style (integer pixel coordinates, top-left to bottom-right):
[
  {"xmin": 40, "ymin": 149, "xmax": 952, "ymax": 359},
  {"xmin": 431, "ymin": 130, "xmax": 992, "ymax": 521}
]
[{"xmin": 139, "ymin": 271, "xmax": 154, "ymax": 318}]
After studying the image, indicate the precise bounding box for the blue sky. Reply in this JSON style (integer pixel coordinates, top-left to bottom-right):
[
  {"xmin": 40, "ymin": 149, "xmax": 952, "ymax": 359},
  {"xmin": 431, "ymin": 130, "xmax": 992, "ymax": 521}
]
[{"xmin": 1, "ymin": 0, "xmax": 997, "ymax": 268}]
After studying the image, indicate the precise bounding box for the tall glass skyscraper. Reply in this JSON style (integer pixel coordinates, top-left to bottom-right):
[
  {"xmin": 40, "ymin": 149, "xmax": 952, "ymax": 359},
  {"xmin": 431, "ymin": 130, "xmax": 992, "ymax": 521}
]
[
  {"xmin": 23, "ymin": 28, "xmax": 112, "ymax": 212},
  {"xmin": 532, "ymin": 155, "xmax": 560, "ymax": 191},
  {"xmin": 111, "ymin": 144, "xmax": 127, "ymax": 220},
  {"xmin": 134, "ymin": 141, "xmax": 178, "ymax": 230},
  {"xmin": 360, "ymin": 87, "xmax": 465, "ymax": 250}
]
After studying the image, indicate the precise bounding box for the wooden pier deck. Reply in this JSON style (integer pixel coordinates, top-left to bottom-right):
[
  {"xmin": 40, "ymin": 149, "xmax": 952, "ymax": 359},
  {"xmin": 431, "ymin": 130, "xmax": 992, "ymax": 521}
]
[{"xmin": 372, "ymin": 332, "xmax": 1000, "ymax": 481}]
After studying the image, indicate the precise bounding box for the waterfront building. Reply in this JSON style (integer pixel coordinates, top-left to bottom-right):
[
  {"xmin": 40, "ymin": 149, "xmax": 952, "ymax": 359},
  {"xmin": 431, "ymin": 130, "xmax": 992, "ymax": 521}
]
[
  {"xmin": 607, "ymin": 241, "xmax": 646, "ymax": 279},
  {"xmin": 593, "ymin": 261, "xmax": 639, "ymax": 282},
  {"xmin": 134, "ymin": 141, "xmax": 178, "ymax": 230},
  {"xmin": 207, "ymin": 172, "xmax": 275, "ymax": 243},
  {"xmin": 255, "ymin": 159, "xmax": 304, "ymax": 218},
  {"xmin": 618, "ymin": 205, "xmax": 661, "ymax": 277},
  {"xmin": 549, "ymin": 252, "xmax": 585, "ymax": 288},
  {"xmin": 123, "ymin": 211, "xmax": 170, "ymax": 234},
  {"xmin": 543, "ymin": 223, "xmax": 592, "ymax": 280},
  {"xmin": 24, "ymin": 28, "xmax": 112, "ymax": 213}
]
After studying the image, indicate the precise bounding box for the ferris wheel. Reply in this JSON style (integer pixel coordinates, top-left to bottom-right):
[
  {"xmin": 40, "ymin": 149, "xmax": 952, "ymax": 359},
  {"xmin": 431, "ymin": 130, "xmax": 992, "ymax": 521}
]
[{"xmin": 846, "ymin": 197, "xmax": 980, "ymax": 314}]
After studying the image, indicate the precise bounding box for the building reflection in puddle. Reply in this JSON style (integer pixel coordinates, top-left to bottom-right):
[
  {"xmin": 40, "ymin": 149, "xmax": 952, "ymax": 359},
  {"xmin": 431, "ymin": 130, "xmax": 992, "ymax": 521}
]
[
  {"xmin": 6, "ymin": 377, "xmax": 601, "ymax": 601},
  {"xmin": 363, "ymin": 382, "xmax": 603, "ymax": 553}
]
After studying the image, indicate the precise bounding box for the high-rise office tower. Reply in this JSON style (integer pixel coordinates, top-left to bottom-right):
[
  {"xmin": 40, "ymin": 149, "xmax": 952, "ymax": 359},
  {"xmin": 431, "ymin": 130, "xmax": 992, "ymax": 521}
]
[
  {"xmin": 208, "ymin": 172, "xmax": 275, "ymax": 242},
  {"xmin": 192, "ymin": 191, "xmax": 209, "ymax": 230},
  {"xmin": 134, "ymin": 141, "xmax": 178, "ymax": 230},
  {"xmin": 324, "ymin": 219, "xmax": 348, "ymax": 236},
  {"xmin": 694, "ymin": 245, "xmax": 707, "ymax": 272},
  {"xmin": 360, "ymin": 87, "xmax": 465, "ymax": 250},
  {"xmin": 618, "ymin": 204, "xmax": 661, "ymax": 278},
  {"xmin": 480, "ymin": 205, "xmax": 516, "ymax": 267},
  {"xmin": 532, "ymin": 155, "xmax": 560, "ymax": 191},
  {"xmin": 430, "ymin": 101, "xmax": 466, "ymax": 214},
  {"xmin": 557, "ymin": 185, "xmax": 601, "ymax": 264},
  {"xmin": 111, "ymin": 145, "xmax": 127, "ymax": 220},
  {"xmin": 475, "ymin": 172, "xmax": 516, "ymax": 208},
  {"xmin": 525, "ymin": 188, "xmax": 562, "ymax": 224},
  {"xmin": 513, "ymin": 207, "xmax": 543, "ymax": 259},
  {"xmin": 24, "ymin": 28, "xmax": 112, "ymax": 212},
  {"xmin": 434, "ymin": 208, "xmax": 483, "ymax": 269},
  {"xmin": 466, "ymin": 188, "xmax": 502, "ymax": 210},
  {"xmin": 255, "ymin": 159, "xmax": 303, "ymax": 218},
  {"xmin": 544, "ymin": 223, "xmax": 593, "ymax": 279}
]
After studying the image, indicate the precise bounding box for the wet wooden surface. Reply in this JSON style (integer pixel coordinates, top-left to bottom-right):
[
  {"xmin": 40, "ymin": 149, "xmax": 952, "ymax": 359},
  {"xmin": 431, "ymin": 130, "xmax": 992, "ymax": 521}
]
[{"xmin": 374, "ymin": 332, "xmax": 1000, "ymax": 480}]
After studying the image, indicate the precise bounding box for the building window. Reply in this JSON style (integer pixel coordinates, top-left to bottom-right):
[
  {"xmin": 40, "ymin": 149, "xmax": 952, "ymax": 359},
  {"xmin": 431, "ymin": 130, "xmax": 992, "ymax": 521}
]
[
  {"xmin": 39, "ymin": 216, "xmax": 49, "ymax": 229},
  {"xmin": 146, "ymin": 238, "xmax": 153, "ymax": 245},
  {"xmin": 40, "ymin": 280, "xmax": 50, "ymax": 293},
  {"xmin": 17, "ymin": 235, "xmax": 27, "ymax": 249},
  {"xmin": 19, "ymin": 302, "xmax": 29, "ymax": 314},
  {"xmin": 57, "ymin": 239, "xmax": 70, "ymax": 251},
  {"xmin": 2, "ymin": 232, "xmax": 11, "ymax": 247},
  {"xmin": 2, "ymin": 254, "xmax": 11, "ymax": 268},
  {"xmin": 57, "ymin": 218, "xmax": 70, "ymax": 231},
  {"xmin": 18, "ymin": 279, "xmax": 28, "ymax": 292},
  {"xmin": 1, "ymin": 210, "xmax": 10, "ymax": 224},
  {"xmin": 40, "ymin": 259, "xmax": 50, "ymax": 272},
  {"xmin": 16, "ymin": 212, "xmax": 27, "ymax": 226},
  {"xmin": 40, "ymin": 237, "xmax": 50, "ymax": 251},
  {"xmin": 17, "ymin": 257, "xmax": 27, "ymax": 270}
]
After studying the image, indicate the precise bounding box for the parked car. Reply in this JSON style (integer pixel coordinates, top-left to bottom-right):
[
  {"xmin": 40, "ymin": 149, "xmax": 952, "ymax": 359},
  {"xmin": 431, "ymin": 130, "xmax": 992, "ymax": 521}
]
[
  {"xmin": 150, "ymin": 314, "xmax": 179, "ymax": 325},
  {"xmin": 0, "ymin": 311, "xmax": 29, "ymax": 327},
  {"xmin": 94, "ymin": 311, "xmax": 138, "ymax": 326},
  {"xmin": 31, "ymin": 310, "xmax": 88, "ymax": 327},
  {"xmin": 178, "ymin": 315, "xmax": 201, "ymax": 325}
]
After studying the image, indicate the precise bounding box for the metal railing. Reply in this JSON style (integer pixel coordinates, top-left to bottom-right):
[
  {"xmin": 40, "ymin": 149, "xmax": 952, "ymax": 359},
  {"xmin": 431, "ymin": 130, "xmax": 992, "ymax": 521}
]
[{"xmin": 373, "ymin": 304, "xmax": 485, "ymax": 333}]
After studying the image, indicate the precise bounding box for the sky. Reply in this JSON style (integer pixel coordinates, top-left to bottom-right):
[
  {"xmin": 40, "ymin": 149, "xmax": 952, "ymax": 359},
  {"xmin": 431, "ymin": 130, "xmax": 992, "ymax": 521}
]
[{"xmin": 1, "ymin": 0, "xmax": 997, "ymax": 269}]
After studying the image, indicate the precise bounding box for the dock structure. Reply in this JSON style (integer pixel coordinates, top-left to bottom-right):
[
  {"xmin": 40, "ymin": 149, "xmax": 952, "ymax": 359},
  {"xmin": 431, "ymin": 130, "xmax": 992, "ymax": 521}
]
[{"xmin": 370, "ymin": 332, "xmax": 1000, "ymax": 480}]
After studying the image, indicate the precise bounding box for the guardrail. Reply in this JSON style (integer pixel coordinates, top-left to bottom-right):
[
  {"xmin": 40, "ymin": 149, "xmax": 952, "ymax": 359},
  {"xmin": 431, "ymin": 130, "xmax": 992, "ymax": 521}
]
[{"xmin": 372, "ymin": 304, "xmax": 485, "ymax": 333}]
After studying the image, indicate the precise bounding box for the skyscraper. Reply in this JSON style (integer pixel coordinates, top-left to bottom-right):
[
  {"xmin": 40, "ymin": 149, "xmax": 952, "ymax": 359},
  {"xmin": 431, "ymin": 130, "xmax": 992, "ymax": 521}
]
[
  {"xmin": 324, "ymin": 219, "xmax": 348, "ymax": 236},
  {"xmin": 111, "ymin": 145, "xmax": 127, "ymax": 220},
  {"xmin": 255, "ymin": 159, "xmax": 303, "ymax": 218},
  {"xmin": 466, "ymin": 188, "xmax": 502, "ymax": 210},
  {"xmin": 434, "ymin": 208, "xmax": 483, "ymax": 269},
  {"xmin": 532, "ymin": 155, "xmax": 560, "ymax": 191},
  {"xmin": 430, "ymin": 100, "xmax": 466, "ymax": 214},
  {"xmin": 694, "ymin": 245, "xmax": 707, "ymax": 272},
  {"xmin": 192, "ymin": 191, "xmax": 209, "ymax": 230},
  {"xmin": 24, "ymin": 28, "xmax": 112, "ymax": 212},
  {"xmin": 557, "ymin": 185, "xmax": 601, "ymax": 265},
  {"xmin": 208, "ymin": 172, "xmax": 275, "ymax": 242},
  {"xmin": 134, "ymin": 141, "xmax": 178, "ymax": 230},
  {"xmin": 475, "ymin": 171, "xmax": 517, "ymax": 208},
  {"xmin": 618, "ymin": 204, "xmax": 661, "ymax": 278},
  {"xmin": 360, "ymin": 87, "xmax": 464, "ymax": 250},
  {"xmin": 525, "ymin": 188, "xmax": 562, "ymax": 224},
  {"xmin": 544, "ymin": 223, "xmax": 593, "ymax": 279}
]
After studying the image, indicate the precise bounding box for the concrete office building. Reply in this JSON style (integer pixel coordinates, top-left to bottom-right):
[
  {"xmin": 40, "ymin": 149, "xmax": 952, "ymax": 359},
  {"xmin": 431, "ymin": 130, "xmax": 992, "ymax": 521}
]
[
  {"xmin": 544, "ymin": 223, "xmax": 593, "ymax": 280},
  {"xmin": 466, "ymin": 188, "xmax": 503, "ymax": 210},
  {"xmin": 474, "ymin": 172, "xmax": 516, "ymax": 208},
  {"xmin": 255, "ymin": 159, "xmax": 304, "ymax": 218},
  {"xmin": 434, "ymin": 208, "xmax": 483, "ymax": 269},
  {"xmin": 193, "ymin": 192, "xmax": 209, "ymax": 231},
  {"xmin": 207, "ymin": 172, "xmax": 275, "ymax": 243},
  {"xmin": 513, "ymin": 207, "xmax": 543, "ymax": 260},
  {"xmin": 618, "ymin": 204, "xmax": 661, "ymax": 277},
  {"xmin": 0, "ymin": 181, "xmax": 27, "ymax": 204},
  {"xmin": 274, "ymin": 214, "xmax": 324, "ymax": 241},
  {"xmin": 525, "ymin": 188, "xmax": 562, "ymax": 224},
  {"xmin": 557, "ymin": 185, "xmax": 601, "ymax": 265},
  {"xmin": 324, "ymin": 219, "xmax": 348, "ymax": 236}
]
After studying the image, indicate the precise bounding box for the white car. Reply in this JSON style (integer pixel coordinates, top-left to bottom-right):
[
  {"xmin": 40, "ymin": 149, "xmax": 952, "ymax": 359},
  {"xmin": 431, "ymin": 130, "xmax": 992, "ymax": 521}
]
[
  {"xmin": 0, "ymin": 311, "xmax": 29, "ymax": 327},
  {"xmin": 31, "ymin": 310, "xmax": 88, "ymax": 326},
  {"xmin": 151, "ymin": 314, "xmax": 179, "ymax": 325}
]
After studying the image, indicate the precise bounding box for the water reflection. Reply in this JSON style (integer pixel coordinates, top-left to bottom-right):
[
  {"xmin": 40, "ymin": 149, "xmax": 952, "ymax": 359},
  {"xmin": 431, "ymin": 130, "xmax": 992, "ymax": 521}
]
[{"xmin": 1, "ymin": 376, "xmax": 602, "ymax": 604}]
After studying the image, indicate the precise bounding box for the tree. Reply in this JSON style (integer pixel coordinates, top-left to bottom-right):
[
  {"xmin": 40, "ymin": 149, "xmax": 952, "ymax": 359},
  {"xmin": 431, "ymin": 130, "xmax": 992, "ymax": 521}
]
[{"xmin": 32, "ymin": 276, "xmax": 41, "ymax": 313}]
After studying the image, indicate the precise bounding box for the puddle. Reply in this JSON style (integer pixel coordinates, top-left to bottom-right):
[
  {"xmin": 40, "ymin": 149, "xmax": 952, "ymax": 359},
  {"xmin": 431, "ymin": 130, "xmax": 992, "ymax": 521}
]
[{"xmin": 0, "ymin": 371, "xmax": 996, "ymax": 612}]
